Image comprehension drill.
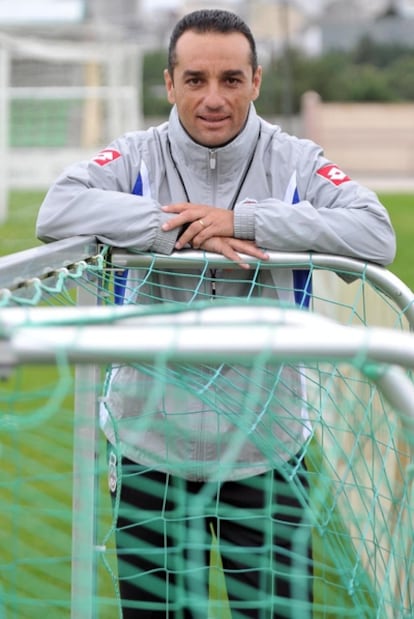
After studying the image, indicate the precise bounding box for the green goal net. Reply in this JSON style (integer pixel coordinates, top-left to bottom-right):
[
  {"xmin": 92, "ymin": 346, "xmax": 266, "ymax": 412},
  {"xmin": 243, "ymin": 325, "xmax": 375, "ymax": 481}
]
[{"xmin": 1, "ymin": 240, "xmax": 414, "ymax": 619}]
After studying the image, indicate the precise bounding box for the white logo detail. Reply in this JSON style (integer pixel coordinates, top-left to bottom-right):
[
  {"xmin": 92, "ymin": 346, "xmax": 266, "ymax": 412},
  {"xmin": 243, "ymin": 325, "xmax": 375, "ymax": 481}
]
[
  {"xmin": 327, "ymin": 167, "xmax": 347, "ymax": 182},
  {"xmin": 97, "ymin": 151, "xmax": 114, "ymax": 162},
  {"xmin": 108, "ymin": 451, "xmax": 117, "ymax": 493},
  {"xmin": 92, "ymin": 149, "xmax": 121, "ymax": 166}
]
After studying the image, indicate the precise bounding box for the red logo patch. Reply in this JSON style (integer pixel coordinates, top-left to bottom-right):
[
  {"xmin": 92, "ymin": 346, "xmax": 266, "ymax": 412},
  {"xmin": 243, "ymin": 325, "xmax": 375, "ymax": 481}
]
[
  {"xmin": 92, "ymin": 148, "xmax": 122, "ymax": 166},
  {"xmin": 317, "ymin": 164, "xmax": 351, "ymax": 186}
]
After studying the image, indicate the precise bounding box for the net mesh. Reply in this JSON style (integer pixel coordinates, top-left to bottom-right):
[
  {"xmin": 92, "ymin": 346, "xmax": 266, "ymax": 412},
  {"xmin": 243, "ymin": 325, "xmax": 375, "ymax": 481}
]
[
  {"xmin": 1, "ymin": 246, "xmax": 414, "ymax": 619},
  {"xmin": 8, "ymin": 41, "xmax": 140, "ymax": 147}
]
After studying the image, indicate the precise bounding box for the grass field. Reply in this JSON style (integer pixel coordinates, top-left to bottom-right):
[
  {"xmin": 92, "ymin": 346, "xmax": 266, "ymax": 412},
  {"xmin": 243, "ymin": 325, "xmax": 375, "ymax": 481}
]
[
  {"xmin": 0, "ymin": 190, "xmax": 46, "ymax": 256},
  {"xmin": 379, "ymin": 192, "xmax": 414, "ymax": 289},
  {"xmin": 1, "ymin": 189, "xmax": 413, "ymax": 617}
]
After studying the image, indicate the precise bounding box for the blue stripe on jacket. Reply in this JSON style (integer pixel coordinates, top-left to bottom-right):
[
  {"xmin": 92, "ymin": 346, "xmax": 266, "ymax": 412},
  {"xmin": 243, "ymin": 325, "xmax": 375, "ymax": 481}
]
[
  {"xmin": 292, "ymin": 187, "xmax": 312, "ymax": 308},
  {"xmin": 113, "ymin": 173, "xmax": 144, "ymax": 304}
]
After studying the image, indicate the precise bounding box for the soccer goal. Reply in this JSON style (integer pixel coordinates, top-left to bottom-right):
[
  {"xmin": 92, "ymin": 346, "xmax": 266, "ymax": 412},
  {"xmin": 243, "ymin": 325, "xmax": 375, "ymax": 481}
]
[
  {"xmin": 0, "ymin": 32, "xmax": 142, "ymax": 221},
  {"xmin": 1, "ymin": 239, "xmax": 414, "ymax": 619}
]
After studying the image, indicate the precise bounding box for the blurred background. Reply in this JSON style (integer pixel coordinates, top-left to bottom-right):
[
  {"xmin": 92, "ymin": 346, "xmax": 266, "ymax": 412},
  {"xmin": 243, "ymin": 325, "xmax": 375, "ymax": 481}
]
[{"xmin": 1, "ymin": 0, "xmax": 414, "ymax": 191}]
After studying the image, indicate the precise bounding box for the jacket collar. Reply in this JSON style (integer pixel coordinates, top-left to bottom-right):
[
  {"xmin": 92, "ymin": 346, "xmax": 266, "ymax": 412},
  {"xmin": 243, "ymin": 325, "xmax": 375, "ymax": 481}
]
[{"xmin": 167, "ymin": 103, "xmax": 261, "ymax": 175}]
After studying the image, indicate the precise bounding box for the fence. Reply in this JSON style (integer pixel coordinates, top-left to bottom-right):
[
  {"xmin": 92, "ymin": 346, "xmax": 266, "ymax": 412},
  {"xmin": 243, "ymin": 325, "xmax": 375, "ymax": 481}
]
[{"xmin": 1, "ymin": 237, "xmax": 414, "ymax": 618}]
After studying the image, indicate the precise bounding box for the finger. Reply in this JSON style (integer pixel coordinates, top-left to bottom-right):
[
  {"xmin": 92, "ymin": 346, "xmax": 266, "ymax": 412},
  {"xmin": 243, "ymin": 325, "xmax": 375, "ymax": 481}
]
[
  {"xmin": 229, "ymin": 253, "xmax": 251, "ymax": 270},
  {"xmin": 218, "ymin": 247, "xmax": 251, "ymax": 270},
  {"xmin": 162, "ymin": 203, "xmax": 190, "ymax": 214},
  {"xmin": 230, "ymin": 241, "xmax": 269, "ymax": 261},
  {"xmin": 175, "ymin": 220, "xmax": 213, "ymax": 249},
  {"xmin": 230, "ymin": 249, "xmax": 267, "ymax": 266},
  {"xmin": 162, "ymin": 213, "xmax": 193, "ymax": 232},
  {"xmin": 162, "ymin": 211, "xmax": 208, "ymax": 233},
  {"xmin": 246, "ymin": 247, "xmax": 269, "ymax": 261}
]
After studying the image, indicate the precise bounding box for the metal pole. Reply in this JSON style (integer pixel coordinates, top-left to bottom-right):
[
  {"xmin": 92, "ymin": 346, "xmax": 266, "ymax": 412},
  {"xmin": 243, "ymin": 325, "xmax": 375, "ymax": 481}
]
[
  {"xmin": 280, "ymin": 0, "xmax": 293, "ymax": 132},
  {"xmin": 0, "ymin": 42, "xmax": 10, "ymax": 223},
  {"xmin": 71, "ymin": 284, "xmax": 101, "ymax": 619}
]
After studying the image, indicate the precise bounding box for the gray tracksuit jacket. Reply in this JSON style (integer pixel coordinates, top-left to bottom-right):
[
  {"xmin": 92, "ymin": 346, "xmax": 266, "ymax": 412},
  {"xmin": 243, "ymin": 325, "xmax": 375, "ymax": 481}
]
[{"xmin": 36, "ymin": 104, "xmax": 396, "ymax": 480}]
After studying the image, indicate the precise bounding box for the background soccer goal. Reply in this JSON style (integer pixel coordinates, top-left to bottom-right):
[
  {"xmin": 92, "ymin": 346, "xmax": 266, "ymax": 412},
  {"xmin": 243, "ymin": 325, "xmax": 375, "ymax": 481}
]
[
  {"xmin": 1, "ymin": 240, "xmax": 414, "ymax": 618},
  {"xmin": 0, "ymin": 32, "xmax": 142, "ymax": 222}
]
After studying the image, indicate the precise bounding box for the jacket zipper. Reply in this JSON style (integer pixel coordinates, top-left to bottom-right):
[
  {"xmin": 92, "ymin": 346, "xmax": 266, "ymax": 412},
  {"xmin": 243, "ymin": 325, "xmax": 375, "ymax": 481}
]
[
  {"xmin": 209, "ymin": 149, "xmax": 217, "ymax": 170},
  {"xmin": 209, "ymin": 149, "xmax": 217, "ymax": 299}
]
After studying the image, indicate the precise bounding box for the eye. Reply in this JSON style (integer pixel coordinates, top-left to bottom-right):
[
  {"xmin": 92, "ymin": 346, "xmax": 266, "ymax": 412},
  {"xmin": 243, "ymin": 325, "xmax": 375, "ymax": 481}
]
[
  {"xmin": 186, "ymin": 77, "xmax": 203, "ymax": 87},
  {"xmin": 225, "ymin": 77, "xmax": 242, "ymax": 87}
]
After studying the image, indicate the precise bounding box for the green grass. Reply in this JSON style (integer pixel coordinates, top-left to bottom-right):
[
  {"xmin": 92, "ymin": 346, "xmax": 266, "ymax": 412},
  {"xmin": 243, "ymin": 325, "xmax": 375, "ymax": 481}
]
[
  {"xmin": 379, "ymin": 193, "xmax": 414, "ymax": 289},
  {"xmin": 0, "ymin": 190, "xmax": 45, "ymax": 256}
]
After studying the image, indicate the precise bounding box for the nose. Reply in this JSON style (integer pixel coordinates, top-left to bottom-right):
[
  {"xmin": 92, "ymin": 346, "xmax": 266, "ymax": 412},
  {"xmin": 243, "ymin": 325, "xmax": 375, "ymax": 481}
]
[{"xmin": 203, "ymin": 83, "xmax": 225, "ymax": 109}]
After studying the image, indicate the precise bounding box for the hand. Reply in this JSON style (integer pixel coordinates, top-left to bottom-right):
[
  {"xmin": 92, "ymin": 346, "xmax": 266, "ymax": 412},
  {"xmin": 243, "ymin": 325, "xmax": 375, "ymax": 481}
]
[
  {"xmin": 199, "ymin": 237, "xmax": 269, "ymax": 270},
  {"xmin": 161, "ymin": 203, "xmax": 234, "ymax": 249}
]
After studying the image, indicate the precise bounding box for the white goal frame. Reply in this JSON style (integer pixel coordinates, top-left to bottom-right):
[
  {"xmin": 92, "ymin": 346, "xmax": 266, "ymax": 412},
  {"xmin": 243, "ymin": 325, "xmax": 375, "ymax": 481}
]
[{"xmin": 0, "ymin": 33, "xmax": 143, "ymax": 222}]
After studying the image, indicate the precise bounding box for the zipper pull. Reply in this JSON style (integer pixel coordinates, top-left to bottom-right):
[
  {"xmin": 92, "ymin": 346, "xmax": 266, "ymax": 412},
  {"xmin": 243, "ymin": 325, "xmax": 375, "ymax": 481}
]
[
  {"xmin": 209, "ymin": 150, "xmax": 217, "ymax": 170},
  {"xmin": 210, "ymin": 269, "xmax": 216, "ymax": 298}
]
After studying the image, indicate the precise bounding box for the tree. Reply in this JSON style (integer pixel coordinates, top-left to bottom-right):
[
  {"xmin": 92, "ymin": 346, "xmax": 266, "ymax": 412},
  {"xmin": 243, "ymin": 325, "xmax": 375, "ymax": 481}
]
[{"xmin": 142, "ymin": 50, "xmax": 171, "ymax": 118}]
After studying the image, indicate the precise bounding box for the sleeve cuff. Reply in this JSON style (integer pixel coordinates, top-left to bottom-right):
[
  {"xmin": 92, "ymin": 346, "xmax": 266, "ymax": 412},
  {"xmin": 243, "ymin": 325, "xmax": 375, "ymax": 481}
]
[
  {"xmin": 152, "ymin": 212, "xmax": 179, "ymax": 254},
  {"xmin": 233, "ymin": 199, "xmax": 256, "ymax": 240}
]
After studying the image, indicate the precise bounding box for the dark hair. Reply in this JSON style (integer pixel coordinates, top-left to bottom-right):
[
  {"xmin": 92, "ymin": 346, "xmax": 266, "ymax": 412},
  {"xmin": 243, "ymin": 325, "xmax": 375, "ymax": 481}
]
[{"xmin": 167, "ymin": 9, "xmax": 258, "ymax": 76}]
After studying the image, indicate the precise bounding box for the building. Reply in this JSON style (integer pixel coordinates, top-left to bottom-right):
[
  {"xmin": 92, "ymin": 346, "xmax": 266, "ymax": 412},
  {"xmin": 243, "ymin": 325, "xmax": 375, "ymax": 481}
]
[{"xmin": 318, "ymin": 0, "xmax": 414, "ymax": 52}]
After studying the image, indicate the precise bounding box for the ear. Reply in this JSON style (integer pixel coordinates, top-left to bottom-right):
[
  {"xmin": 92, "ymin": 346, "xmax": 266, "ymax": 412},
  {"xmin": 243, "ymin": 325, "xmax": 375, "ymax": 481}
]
[
  {"xmin": 164, "ymin": 69, "xmax": 176, "ymax": 105},
  {"xmin": 251, "ymin": 65, "xmax": 263, "ymax": 102}
]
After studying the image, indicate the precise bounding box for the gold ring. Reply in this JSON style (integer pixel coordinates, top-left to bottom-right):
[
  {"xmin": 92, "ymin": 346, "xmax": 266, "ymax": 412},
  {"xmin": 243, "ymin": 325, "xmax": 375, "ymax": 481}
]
[{"xmin": 199, "ymin": 219, "xmax": 206, "ymax": 227}]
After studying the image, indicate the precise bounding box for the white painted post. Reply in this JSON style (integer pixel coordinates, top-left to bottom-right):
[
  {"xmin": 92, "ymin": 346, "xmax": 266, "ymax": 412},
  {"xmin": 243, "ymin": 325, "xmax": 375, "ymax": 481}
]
[
  {"xmin": 71, "ymin": 283, "xmax": 101, "ymax": 619},
  {"xmin": 0, "ymin": 42, "xmax": 10, "ymax": 223}
]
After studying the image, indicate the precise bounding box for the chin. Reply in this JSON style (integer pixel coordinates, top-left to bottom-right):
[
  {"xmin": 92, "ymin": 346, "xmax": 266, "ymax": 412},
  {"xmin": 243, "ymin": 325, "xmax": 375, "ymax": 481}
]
[{"xmin": 199, "ymin": 131, "xmax": 237, "ymax": 148}]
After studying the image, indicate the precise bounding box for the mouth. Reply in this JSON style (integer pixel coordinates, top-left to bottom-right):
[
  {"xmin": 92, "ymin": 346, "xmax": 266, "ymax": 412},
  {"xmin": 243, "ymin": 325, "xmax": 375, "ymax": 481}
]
[{"xmin": 198, "ymin": 115, "xmax": 230, "ymax": 125}]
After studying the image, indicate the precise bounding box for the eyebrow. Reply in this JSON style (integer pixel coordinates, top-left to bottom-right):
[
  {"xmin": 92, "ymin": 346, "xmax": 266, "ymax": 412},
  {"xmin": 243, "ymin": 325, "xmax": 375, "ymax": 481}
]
[
  {"xmin": 222, "ymin": 70, "xmax": 246, "ymax": 79},
  {"xmin": 182, "ymin": 69, "xmax": 247, "ymax": 80}
]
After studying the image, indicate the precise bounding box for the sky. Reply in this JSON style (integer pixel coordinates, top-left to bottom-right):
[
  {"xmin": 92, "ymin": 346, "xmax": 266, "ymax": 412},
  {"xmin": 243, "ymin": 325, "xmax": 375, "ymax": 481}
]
[
  {"xmin": 142, "ymin": 0, "xmax": 179, "ymax": 8},
  {"xmin": 1, "ymin": 0, "xmax": 393, "ymax": 25},
  {"xmin": 0, "ymin": 0, "xmax": 84, "ymax": 22},
  {"xmin": 141, "ymin": 0, "xmax": 240, "ymax": 13},
  {"xmin": 141, "ymin": 0, "xmax": 329, "ymax": 15},
  {"xmin": 0, "ymin": 0, "xmax": 237, "ymax": 24},
  {"xmin": 0, "ymin": 0, "xmax": 334, "ymax": 24}
]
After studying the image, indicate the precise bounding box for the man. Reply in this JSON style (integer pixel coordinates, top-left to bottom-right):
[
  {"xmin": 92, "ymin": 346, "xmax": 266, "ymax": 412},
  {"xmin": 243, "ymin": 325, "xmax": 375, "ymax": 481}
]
[{"xmin": 36, "ymin": 9, "xmax": 396, "ymax": 618}]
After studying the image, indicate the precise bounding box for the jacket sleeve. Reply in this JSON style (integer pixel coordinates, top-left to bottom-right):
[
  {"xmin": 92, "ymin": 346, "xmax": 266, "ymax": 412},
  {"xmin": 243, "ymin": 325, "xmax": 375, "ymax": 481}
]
[
  {"xmin": 233, "ymin": 139, "xmax": 396, "ymax": 266},
  {"xmin": 35, "ymin": 135, "xmax": 178, "ymax": 254}
]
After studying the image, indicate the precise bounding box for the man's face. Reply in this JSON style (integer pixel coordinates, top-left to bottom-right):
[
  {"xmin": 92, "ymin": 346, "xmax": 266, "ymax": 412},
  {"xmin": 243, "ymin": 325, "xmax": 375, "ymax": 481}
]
[{"xmin": 164, "ymin": 30, "xmax": 262, "ymax": 147}]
